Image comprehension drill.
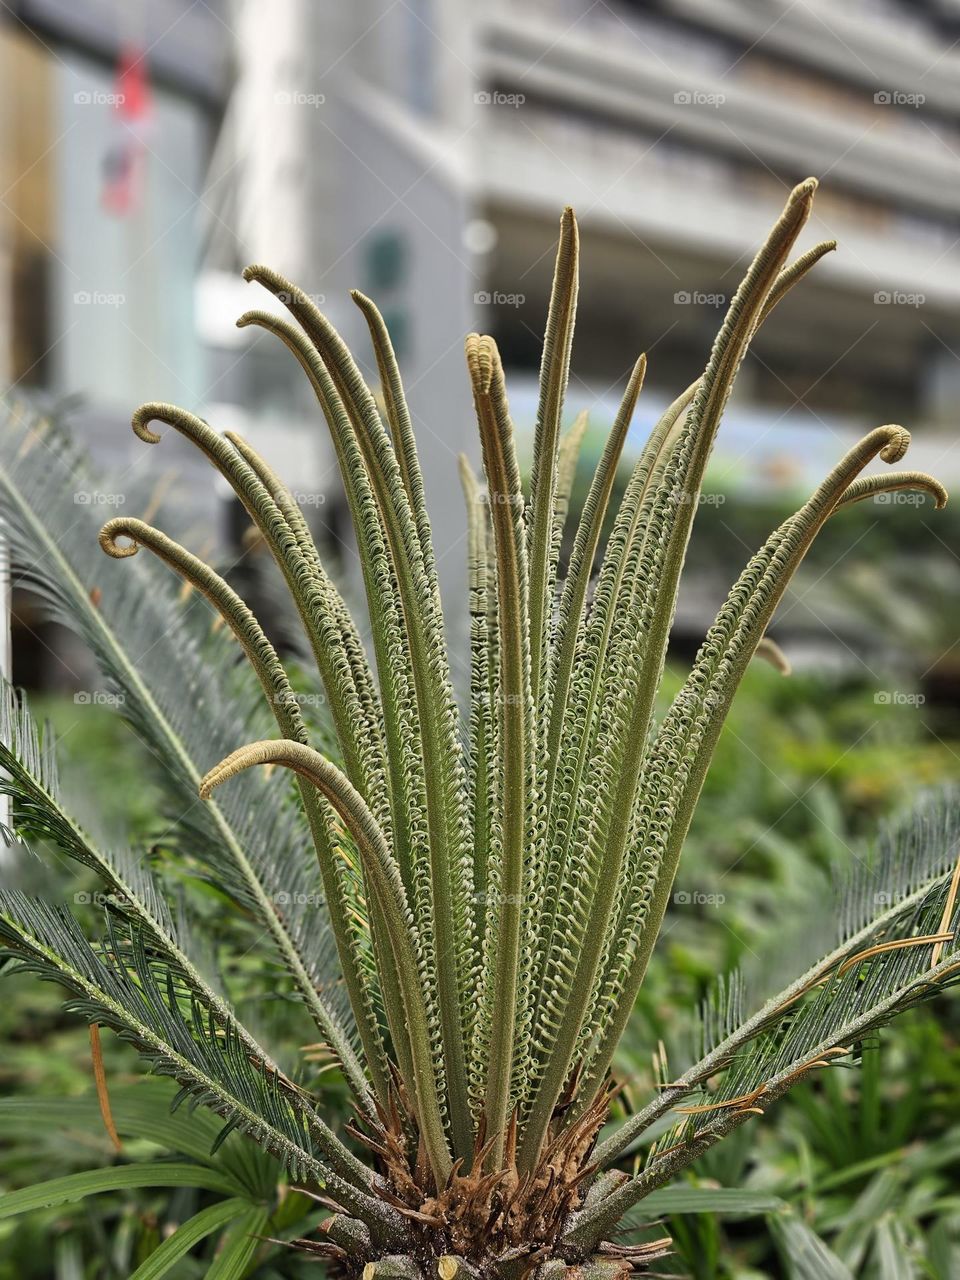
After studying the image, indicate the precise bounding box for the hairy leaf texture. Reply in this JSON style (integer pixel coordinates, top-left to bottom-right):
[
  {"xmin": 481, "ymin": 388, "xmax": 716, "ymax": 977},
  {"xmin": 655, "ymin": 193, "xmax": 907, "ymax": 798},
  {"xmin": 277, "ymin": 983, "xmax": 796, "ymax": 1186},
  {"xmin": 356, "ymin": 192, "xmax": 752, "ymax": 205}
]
[{"xmin": 0, "ymin": 181, "xmax": 954, "ymax": 1276}]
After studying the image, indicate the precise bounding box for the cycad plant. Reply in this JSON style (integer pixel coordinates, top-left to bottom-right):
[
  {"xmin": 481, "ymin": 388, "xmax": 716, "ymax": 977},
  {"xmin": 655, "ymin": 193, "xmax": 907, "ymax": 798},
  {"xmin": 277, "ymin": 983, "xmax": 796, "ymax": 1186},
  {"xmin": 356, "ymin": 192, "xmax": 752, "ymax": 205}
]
[{"xmin": 2, "ymin": 177, "xmax": 959, "ymax": 1277}]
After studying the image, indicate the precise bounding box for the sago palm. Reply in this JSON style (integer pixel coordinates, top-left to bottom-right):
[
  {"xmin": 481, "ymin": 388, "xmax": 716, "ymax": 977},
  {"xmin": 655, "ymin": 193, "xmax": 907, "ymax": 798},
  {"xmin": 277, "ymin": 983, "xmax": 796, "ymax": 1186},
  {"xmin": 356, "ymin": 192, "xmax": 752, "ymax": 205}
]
[{"xmin": 1, "ymin": 177, "xmax": 959, "ymax": 1277}]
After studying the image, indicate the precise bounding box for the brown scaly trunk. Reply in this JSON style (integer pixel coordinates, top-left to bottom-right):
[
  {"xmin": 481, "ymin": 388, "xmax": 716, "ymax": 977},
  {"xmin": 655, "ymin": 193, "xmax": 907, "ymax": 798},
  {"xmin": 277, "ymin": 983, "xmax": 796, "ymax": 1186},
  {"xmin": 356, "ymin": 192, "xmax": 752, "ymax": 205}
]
[{"xmin": 283, "ymin": 1081, "xmax": 670, "ymax": 1277}]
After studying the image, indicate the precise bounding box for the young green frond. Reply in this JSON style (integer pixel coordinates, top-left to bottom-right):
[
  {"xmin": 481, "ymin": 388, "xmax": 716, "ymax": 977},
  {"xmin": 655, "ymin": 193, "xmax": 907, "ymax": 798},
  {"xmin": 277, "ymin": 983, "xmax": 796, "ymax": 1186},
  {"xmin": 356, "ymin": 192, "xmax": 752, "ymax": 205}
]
[
  {"xmin": 200, "ymin": 737, "xmax": 453, "ymax": 1187},
  {"xmin": 464, "ymin": 332, "xmax": 535, "ymax": 1166},
  {"xmin": 1, "ymin": 178, "xmax": 953, "ymax": 1275}
]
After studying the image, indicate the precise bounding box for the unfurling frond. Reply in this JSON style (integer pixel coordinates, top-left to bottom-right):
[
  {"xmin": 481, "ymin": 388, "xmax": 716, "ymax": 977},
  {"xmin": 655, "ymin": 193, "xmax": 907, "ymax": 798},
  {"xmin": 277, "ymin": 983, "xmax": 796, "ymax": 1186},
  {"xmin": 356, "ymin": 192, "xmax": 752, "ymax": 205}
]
[
  {"xmin": 201, "ymin": 737, "xmax": 452, "ymax": 1187},
  {"xmin": 0, "ymin": 179, "xmax": 952, "ymax": 1276}
]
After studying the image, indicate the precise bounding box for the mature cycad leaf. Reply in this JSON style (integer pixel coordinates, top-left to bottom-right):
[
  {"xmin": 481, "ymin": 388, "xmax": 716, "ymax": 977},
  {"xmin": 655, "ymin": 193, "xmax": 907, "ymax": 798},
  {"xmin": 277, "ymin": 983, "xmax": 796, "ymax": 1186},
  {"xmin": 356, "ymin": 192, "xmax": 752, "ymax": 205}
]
[
  {"xmin": 0, "ymin": 697, "xmax": 355, "ymax": 1190},
  {"xmin": 597, "ymin": 785, "xmax": 960, "ymax": 1165},
  {"xmin": 0, "ymin": 677, "xmax": 177, "ymax": 944},
  {"xmin": 0, "ymin": 678, "xmax": 296, "ymax": 1079},
  {"xmin": 0, "ymin": 403, "xmax": 366, "ymax": 1093},
  {"xmin": 677, "ymin": 887, "xmax": 957, "ymax": 1133},
  {"xmin": 0, "ymin": 892, "xmax": 384, "ymax": 1208},
  {"xmin": 566, "ymin": 789, "xmax": 960, "ymax": 1248}
]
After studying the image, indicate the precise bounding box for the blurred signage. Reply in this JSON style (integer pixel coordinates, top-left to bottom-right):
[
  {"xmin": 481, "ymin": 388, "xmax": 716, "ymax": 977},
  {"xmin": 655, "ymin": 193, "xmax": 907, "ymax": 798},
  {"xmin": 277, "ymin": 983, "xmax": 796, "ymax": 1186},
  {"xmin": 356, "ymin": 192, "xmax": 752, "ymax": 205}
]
[{"xmin": 101, "ymin": 44, "xmax": 152, "ymax": 216}]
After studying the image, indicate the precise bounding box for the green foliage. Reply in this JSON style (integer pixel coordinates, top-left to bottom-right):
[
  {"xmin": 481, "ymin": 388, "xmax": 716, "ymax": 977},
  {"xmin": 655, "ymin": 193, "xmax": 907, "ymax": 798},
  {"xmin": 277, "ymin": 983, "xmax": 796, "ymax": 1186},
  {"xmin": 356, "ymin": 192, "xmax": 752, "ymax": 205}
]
[
  {"xmin": 0, "ymin": 1080, "xmax": 325, "ymax": 1277},
  {"xmin": 0, "ymin": 179, "xmax": 957, "ymax": 1275}
]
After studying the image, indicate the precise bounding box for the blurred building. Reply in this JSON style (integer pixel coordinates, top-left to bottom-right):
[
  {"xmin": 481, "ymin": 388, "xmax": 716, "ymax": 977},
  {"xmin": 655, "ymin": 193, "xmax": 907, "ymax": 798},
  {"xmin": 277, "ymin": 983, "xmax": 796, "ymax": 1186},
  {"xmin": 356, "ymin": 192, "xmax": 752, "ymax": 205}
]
[
  {"xmin": 0, "ymin": 1, "xmax": 232, "ymax": 686},
  {"xmin": 4, "ymin": 0, "xmax": 960, "ymax": 676},
  {"xmin": 1, "ymin": 0, "xmax": 231, "ymax": 516},
  {"xmin": 205, "ymin": 0, "xmax": 960, "ymax": 617},
  {"xmin": 477, "ymin": 1, "xmax": 960, "ymax": 443},
  {"xmin": 201, "ymin": 0, "xmax": 478, "ymax": 629}
]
